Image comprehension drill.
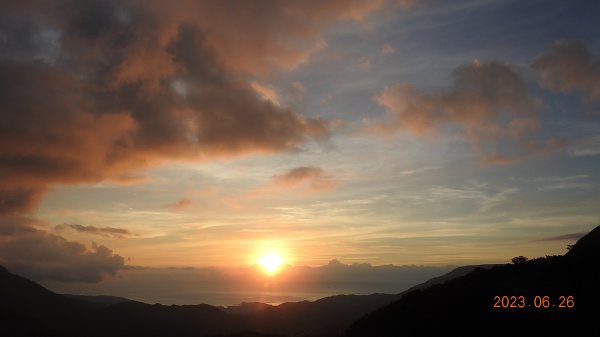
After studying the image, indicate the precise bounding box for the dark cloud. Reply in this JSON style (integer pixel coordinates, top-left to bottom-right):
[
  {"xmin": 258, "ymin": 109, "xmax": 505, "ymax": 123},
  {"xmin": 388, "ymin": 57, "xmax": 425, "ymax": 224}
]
[
  {"xmin": 167, "ymin": 198, "xmax": 194, "ymax": 211},
  {"xmin": 273, "ymin": 166, "xmax": 335, "ymax": 191},
  {"xmin": 0, "ymin": 0, "xmax": 389, "ymax": 214},
  {"xmin": 533, "ymin": 40, "xmax": 600, "ymax": 103},
  {"xmin": 0, "ymin": 217, "xmax": 124, "ymax": 282},
  {"xmin": 539, "ymin": 232, "xmax": 587, "ymax": 241},
  {"xmin": 55, "ymin": 224, "xmax": 134, "ymax": 238},
  {"xmin": 0, "ymin": 215, "xmax": 40, "ymax": 236},
  {"xmin": 374, "ymin": 60, "xmax": 563, "ymax": 164},
  {"xmin": 0, "ymin": 185, "xmax": 48, "ymax": 215},
  {"xmin": 187, "ymin": 0, "xmax": 385, "ymax": 74},
  {"xmin": 0, "ymin": 0, "xmax": 384, "ymax": 282}
]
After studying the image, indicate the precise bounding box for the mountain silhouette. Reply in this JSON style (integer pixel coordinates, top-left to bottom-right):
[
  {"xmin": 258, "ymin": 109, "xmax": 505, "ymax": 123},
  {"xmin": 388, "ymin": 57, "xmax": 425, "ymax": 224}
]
[
  {"xmin": 0, "ymin": 266, "xmax": 274, "ymax": 337},
  {"xmin": 224, "ymin": 293, "xmax": 402, "ymax": 336},
  {"xmin": 403, "ymin": 264, "xmax": 497, "ymax": 292},
  {"xmin": 347, "ymin": 225, "xmax": 600, "ymax": 336},
  {"xmin": 0, "ymin": 265, "xmax": 88, "ymax": 336},
  {"xmin": 3, "ymin": 226, "xmax": 598, "ymax": 336},
  {"xmin": 0, "ymin": 265, "xmax": 400, "ymax": 337}
]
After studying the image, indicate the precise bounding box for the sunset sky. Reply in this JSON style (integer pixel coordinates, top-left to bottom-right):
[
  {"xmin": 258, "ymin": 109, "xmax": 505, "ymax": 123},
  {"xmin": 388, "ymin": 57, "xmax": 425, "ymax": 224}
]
[{"xmin": 1, "ymin": 0, "xmax": 600, "ymax": 292}]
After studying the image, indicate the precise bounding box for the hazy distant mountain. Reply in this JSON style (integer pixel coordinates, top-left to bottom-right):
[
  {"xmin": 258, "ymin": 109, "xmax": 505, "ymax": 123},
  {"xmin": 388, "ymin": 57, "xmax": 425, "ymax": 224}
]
[{"xmin": 347, "ymin": 225, "xmax": 600, "ymax": 336}]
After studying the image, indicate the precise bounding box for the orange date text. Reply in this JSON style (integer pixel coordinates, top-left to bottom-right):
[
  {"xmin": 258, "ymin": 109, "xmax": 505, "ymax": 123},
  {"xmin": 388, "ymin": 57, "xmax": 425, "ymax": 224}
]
[{"xmin": 493, "ymin": 295, "xmax": 574, "ymax": 309}]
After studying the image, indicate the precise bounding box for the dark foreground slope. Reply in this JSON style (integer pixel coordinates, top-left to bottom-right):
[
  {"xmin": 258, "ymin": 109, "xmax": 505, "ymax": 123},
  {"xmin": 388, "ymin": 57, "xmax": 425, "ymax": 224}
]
[
  {"xmin": 224, "ymin": 293, "xmax": 402, "ymax": 336},
  {"xmin": 347, "ymin": 226, "xmax": 600, "ymax": 336},
  {"xmin": 0, "ymin": 265, "xmax": 399, "ymax": 337},
  {"xmin": 0, "ymin": 265, "xmax": 85, "ymax": 336},
  {"xmin": 0, "ymin": 265, "xmax": 285, "ymax": 337}
]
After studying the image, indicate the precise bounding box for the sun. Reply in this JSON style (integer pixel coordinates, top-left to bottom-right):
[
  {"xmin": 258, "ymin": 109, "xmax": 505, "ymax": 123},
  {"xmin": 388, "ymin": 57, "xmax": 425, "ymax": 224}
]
[{"xmin": 257, "ymin": 253, "xmax": 284, "ymax": 275}]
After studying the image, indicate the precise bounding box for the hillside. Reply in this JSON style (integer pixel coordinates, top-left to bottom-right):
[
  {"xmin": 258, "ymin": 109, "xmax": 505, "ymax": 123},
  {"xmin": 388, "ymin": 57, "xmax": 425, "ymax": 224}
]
[
  {"xmin": 347, "ymin": 226, "xmax": 600, "ymax": 336},
  {"xmin": 5, "ymin": 225, "xmax": 597, "ymax": 337},
  {"xmin": 0, "ymin": 265, "xmax": 402, "ymax": 337},
  {"xmin": 224, "ymin": 293, "xmax": 402, "ymax": 336},
  {"xmin": 403, "ymin": 264, "xmax": 497, "ymax": 292}
]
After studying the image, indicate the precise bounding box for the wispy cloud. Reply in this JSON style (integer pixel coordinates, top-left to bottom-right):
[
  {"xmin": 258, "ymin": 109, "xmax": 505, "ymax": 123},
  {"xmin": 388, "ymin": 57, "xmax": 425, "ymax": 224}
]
[
  {"xmin": 55, "ymin": 224, "xmax": 135, "ymax": 239},
  {"xmin": 536, "ymin": 175, "xmax": 592, "ymax": 191},
  {"xmin": 167, "ymin": 198, "xmax": 195, "ymax": 212},
  {"xmin": 568, "ymin": 135, "xmax": 600, "ymax": 157},
  {"xmin": 538, "ymin": 232, "xmax": 586, "ymax": 241},
  {"xmin": 273, "ymin": 167, "xmax": 335, "ymax": 192}
]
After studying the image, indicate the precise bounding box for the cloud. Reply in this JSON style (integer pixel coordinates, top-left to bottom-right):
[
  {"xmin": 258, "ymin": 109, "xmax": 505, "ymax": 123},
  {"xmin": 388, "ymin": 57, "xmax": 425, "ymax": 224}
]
[
  {"xmin": 0, "ymin": 0, "xmax": 394, "ymax": 214},
  {"xmin": 55, "ymin": 224, "xmax": 134, "ymax": 239},
  {"xmin": 539, "ymin": 233, "xmax": 587, "ymax": 241},
  {"xmin": 0, "ymin": 0, "xmax": 392, "ymax": 283},
  {"xmin": 190, "ymin": 0, "xmax": 385, "ymax": 74},
  {"xmin": 46, "ymin": 261, "xmax": 454, "ymax": 304},
  {"xmin": 0, "ymin": 217, "xmax": 124, "ymax": 283},
  {"xmin": 568, "ymin": 135, "xmax": 600, "ymax": 157},
  {"xmin": 395, "ymin": 0, "xmax": 415, "ymax": 9},
  {"xmin": 358, "ymin": 56, "xmax": 373, "ymax": 70},
  {"xmin": 290, "ymin": 81, "xmax": 307, "ymax": 102},
  {"xmin": 535, "ymin": 174, "xmax": 591, "ymax": 191},
  {"xmin": 167, "ymin": 198, "xmax": 194, "ymax": 212},
  {"xmin": 250, "ymin": 81, "xmax": 281, "ymax": 106},
  {"xmin": 0, "ymin": 185, "xmax": 48, "ymax": 215},
  {"xmin": 533, "ymin": 40, "xmax": 600, "ymax": 103},
  {"xmin": 273, "ymin": 166, "xmax": 335, "ymax": 191},
  {"xmin": 380, "ymin": 43, "xmax": 395, "ymax": 57},
  {"xmin": 0, "ymin": 215, "xmax": 41, "ymax": 236},
  {"xmin": 292, "ymin": 82, "xmax": 307, "ymax": 94},
  {"xmin": 373, "ymin": 60, "xmax": 563, "ymax": 163}
]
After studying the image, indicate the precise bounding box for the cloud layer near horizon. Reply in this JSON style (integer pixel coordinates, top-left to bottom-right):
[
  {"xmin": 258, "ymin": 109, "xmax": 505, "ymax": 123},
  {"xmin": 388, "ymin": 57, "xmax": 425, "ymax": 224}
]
[{"xmin": 0, "ymin": 216, "xmax": 124, "ymax": 282}]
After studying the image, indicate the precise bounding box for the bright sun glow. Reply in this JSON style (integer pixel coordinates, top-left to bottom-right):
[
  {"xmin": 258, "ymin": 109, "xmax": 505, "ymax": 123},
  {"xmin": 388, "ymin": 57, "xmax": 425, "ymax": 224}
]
[{"xmin": 257, "ymin": 253, "xmax": 284, "ymax": 275}]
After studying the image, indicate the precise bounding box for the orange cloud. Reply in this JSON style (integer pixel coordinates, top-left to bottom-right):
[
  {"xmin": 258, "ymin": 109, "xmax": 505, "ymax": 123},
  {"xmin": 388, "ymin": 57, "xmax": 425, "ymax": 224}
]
[
  {"xmin": 372, "ymin": 60, "xmax": 563, "ymax": 163},
  {"xmin": 0, "ymin": 0, "xmax": 389, "ymax": 214},
  {"xmin": 533, "ymin": 40, "xmax": 600, "ymax": 103},
  {"xmin": 1, "ymin": 0, "xmax": 386, "ymax": 280},
  {"xmin": 190, "ymin": 0, "xmax": 385, "ymax": 74},
  {"xmin": 250, "ymin": 81, "xmax": 281, "ymax": 105},
  {"xmin": 273, "ymin": 167, "xmax": 335, "ymax": 192},
  {"xmin": 167, "ymin": 198, "xmax": 194, "ymax": 211}
]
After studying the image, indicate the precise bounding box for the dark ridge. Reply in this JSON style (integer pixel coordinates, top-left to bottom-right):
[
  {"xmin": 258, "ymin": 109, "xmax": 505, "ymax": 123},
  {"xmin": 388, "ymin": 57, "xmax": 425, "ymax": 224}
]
[
  {"xmin": 62, "ymin": 294, "xmax": 139, "ymax": 308},
  {"xmin": 91, "ymin": 301, "xmax": 247, "ymax": 337},
  {"xmin": 4, "ymin": 226, "xmax": 597, "ymax": 336},
  {"xmin": 0, "ymin": 266, "xmax": 87, "ymax": 336},
  {"xmin": 224, "ymin": 293, "xmax": 402, "ymax": 336},
  {"xmin": 347, "ymin": 225, "xmax": 600, "ymax": 336},
  {"xmin": 403, "ymin": 264, "xmax": 498, "ymax": 292},
  {"xmin": 565, "ymin": 225, "xmax": 600, "ymax": 260},
  {"xmin": 0, "ymin": 264, "xmax": 402, "ymax": 337}
]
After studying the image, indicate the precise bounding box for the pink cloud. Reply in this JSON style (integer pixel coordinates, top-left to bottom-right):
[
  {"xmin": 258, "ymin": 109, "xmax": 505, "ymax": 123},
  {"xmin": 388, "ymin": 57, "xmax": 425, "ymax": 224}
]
[{"xmin": 273, "ymin": 167, "xmax": 335, "ymax": 192}]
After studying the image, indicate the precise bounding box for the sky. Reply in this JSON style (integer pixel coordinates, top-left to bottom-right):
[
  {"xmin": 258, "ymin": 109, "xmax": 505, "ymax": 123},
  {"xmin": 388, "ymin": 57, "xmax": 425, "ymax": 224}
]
[{"xmin": 1, "ymin": 0, "xmax": 600, "ymax": 299}]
